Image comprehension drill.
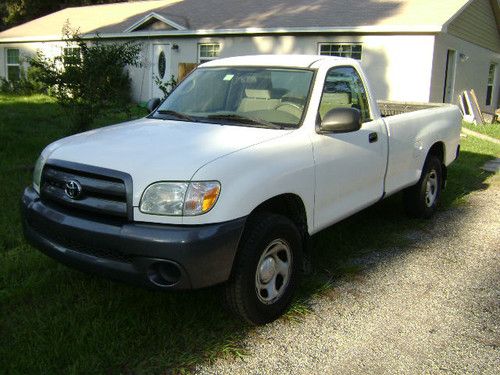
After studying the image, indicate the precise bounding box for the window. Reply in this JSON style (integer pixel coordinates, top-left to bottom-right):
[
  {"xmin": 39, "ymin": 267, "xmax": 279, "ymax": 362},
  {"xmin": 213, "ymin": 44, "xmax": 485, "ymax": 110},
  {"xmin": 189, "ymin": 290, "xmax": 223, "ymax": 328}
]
[
  {"xmin": 6, "ymin": 48, "xmax": 20, "ymax": 81},
  {"xmin": 198, "ymin": 43, "xmax": 220, "ymax": 64},
  {"xmin": 158, "ymin": 51, "xmax": 166, "ymax": 79},
  {"xmin": 63, "ymin": 47, "xmax": 81, "ymax": 65},
  {"xmin": 319, "ymin": 43, "xmax": 362, "ymax": 60},
  {"xmin": 156, "ymin": 67, "xmax": 314, "ymax": 128},
  {"xmin": 318, "ymin": 66, "xmax": 370, "ymax": 122},
  {"xmin": 486, "ymin": 63, "xmax": 496, "ymax": 106}
]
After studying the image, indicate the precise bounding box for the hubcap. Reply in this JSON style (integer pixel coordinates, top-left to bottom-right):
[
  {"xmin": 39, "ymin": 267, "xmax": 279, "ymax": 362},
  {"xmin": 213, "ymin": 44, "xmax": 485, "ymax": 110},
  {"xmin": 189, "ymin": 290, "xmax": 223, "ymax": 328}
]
[
  {"xmin": 255, "ymin": 239, "xmax": 292, "ymax": 304},
  {"xmin": 425, "ymin": 170, "xmax": 438, "ymax": 207}
]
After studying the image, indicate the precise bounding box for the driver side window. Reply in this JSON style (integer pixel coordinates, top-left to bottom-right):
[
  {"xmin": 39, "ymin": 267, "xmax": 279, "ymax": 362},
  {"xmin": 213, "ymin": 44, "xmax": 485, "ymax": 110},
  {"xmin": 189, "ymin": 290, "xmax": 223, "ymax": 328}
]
[{"xmin": 319, "ymin": 66, "xmax": 370, "ymax": 122}]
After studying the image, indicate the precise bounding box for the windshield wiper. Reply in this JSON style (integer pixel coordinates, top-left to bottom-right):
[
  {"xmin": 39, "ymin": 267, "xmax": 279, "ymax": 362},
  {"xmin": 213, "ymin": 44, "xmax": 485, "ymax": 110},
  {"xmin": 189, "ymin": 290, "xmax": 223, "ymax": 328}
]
[
  {"xmin": 156, "ymin": 109, "xmax": 196, "ymax": 122},
  {"xmin": 205, "ymin": 114, "xmax": 283, "ymax": 129}
]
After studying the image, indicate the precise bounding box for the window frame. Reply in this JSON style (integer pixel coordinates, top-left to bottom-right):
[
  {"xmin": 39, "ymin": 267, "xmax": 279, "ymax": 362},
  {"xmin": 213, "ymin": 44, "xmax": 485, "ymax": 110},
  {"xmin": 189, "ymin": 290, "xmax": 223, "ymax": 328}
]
[
  {"xmin": 486, "ymin": 63, "xmax": 496, "ymax": 107},
  {"xmin": 316, "ymin": 65, "xmax": 373, "ymax": 127},
  {"xmin": 198, "ymin": 43, "xmax": 220, "ymax": 64},
  {"xmin": 5, "ymin": 48, "xmax": 21, "ymax": 81},
  {"xmin": 318, "ymin": 43, "xmax": 363, "ymax": 61}
]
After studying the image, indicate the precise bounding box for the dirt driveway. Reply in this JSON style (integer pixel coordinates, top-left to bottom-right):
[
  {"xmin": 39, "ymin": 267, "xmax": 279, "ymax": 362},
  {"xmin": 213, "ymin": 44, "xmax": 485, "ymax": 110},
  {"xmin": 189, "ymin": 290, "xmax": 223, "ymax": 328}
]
[{"xmin": 199, "ymin": 177, "xmax": 499, "ymax": 374}]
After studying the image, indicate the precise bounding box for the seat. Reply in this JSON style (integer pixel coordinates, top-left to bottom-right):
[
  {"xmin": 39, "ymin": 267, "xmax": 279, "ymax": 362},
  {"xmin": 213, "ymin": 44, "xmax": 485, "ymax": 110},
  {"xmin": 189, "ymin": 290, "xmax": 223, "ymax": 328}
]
[{"xmin": 237, "ymin": 89, "xmax": 280, "ymax": 113}]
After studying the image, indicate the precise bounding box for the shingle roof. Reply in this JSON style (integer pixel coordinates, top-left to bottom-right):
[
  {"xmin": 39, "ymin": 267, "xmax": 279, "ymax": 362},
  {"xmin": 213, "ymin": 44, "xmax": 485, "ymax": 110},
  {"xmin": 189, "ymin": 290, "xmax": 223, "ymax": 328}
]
[{"xmin": 0, "ymin": 0, "xmax": 473, "ymax": 41}]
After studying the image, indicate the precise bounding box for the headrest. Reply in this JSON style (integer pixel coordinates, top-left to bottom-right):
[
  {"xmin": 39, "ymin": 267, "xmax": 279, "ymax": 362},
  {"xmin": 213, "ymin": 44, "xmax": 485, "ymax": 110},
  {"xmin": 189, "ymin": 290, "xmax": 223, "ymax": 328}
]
[{"xmin": 244, "ymin": 89, "xmax": 271, "ymax": 99}]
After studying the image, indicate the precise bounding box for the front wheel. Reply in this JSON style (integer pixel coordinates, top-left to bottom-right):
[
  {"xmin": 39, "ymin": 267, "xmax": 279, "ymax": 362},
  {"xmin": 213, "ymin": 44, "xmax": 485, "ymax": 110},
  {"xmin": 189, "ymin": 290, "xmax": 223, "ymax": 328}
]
[
  {"xmin": 403, "ymin": 155, "xmax": 443, "ymax": 218},
  {"xmin": 223, "ymin": 213, "xmax": 302, "ymax": 325}
]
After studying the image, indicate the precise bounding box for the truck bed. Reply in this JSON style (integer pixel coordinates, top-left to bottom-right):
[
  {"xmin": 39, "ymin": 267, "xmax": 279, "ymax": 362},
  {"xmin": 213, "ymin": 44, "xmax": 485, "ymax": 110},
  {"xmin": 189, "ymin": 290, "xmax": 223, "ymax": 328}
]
[
  {"xmin": 377, "ymin": 100, "xmax": 450, "ymax": 117},
  {"xmin": 378, "ymin": 100, "xmax": 462, "ymax": 197}
]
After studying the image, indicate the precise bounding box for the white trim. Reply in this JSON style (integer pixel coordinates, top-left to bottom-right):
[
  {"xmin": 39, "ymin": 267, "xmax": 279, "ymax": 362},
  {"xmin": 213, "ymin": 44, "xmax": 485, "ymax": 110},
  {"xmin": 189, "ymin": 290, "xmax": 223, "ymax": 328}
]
[
  {"xmin": 0, "ymin": 24, "xmax": 444, "ymax": 43},
  {"xmin": 441, "ymin": 0, "xmax": 476, "ymax": 33},
  {"xmin": 123, "ymin": 12, "xmax": 187, "ymax": 33}
]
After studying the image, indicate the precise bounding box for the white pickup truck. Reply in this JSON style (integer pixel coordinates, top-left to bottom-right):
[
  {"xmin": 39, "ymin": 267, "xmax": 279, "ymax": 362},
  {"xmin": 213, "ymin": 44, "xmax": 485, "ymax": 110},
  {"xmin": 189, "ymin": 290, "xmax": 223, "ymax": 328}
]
[{"xmin": 22, "ymin": 55, "xmax": 461, "ymax": 324}]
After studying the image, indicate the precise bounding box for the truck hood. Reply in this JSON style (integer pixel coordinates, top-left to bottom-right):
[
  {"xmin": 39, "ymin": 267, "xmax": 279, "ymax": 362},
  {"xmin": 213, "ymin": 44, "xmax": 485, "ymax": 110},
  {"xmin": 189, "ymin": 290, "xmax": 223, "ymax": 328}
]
[{"xmin": 44, "ymin": 118, "xmax": 291, "ymax": 204}]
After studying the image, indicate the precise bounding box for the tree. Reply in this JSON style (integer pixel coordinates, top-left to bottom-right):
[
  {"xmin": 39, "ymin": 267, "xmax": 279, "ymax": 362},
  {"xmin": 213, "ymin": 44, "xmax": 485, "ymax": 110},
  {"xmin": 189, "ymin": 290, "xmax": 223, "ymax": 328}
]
[{"xmin": 28, "ymin": 24, "xmax": 142, "ymax": 133}]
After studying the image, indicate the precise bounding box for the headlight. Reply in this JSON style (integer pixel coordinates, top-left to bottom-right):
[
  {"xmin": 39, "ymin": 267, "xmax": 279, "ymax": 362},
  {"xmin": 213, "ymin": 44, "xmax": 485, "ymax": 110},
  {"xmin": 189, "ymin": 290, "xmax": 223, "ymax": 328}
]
[
  {"xmin": 33, "ymin": 155, "xmax": 45, "ymax": 194},
  {"xmin": 140, "ymin": 181, "xmax": 220, "ymax": 216}
]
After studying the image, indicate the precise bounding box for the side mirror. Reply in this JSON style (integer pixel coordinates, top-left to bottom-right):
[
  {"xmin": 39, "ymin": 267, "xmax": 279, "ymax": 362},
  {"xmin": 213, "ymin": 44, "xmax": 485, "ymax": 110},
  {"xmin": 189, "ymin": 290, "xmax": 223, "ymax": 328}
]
[
  {"xmin": 320, "ymin": 107, "xmax": 362, "ymax": 133},
  {"xmin": 146, "ymin": 98, "xmax": 161, "ymax": 113}
]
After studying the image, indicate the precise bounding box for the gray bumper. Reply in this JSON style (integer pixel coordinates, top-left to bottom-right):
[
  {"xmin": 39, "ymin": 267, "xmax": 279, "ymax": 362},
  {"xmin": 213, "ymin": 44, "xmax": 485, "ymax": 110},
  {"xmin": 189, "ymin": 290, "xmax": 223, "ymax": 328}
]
[{"xmin": 21, "ymin": 187, "xmax": 245, "ymax": 290}]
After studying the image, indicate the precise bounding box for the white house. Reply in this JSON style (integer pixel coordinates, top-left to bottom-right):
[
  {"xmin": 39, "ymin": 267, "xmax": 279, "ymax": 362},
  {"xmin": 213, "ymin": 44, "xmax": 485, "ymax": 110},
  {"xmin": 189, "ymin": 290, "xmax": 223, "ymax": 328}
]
[{"xmin": 0, "ymin": 0, "xmax": 499, "ymax": 111}]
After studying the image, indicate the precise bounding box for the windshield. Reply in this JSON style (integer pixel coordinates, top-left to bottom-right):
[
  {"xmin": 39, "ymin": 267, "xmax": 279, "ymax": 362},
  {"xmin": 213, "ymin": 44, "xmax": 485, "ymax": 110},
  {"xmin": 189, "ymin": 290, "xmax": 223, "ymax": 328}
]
[{"xmin": 153, "ymin": 67, "xmax": 314, "ymax": 128}]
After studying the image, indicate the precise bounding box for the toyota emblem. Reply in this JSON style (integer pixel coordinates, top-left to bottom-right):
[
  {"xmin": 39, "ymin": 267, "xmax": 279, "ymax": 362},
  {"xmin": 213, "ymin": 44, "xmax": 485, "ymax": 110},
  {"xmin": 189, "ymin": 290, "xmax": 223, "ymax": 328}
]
[{"xmin": 65, "ymin": 180, "xmax": 82, "ymax": 199}]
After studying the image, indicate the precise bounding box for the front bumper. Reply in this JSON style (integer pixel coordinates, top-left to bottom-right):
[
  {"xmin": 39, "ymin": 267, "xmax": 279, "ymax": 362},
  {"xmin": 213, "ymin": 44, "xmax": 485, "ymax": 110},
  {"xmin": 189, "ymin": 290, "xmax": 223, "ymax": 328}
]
[{"xmin": 21, "ymin": 187, "xmax": 246, "ymax": 290}]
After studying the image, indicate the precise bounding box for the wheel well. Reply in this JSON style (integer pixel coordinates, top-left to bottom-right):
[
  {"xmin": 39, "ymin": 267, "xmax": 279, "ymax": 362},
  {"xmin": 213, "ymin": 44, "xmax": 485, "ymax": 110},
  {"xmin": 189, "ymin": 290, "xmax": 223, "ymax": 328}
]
[
  {"xmin": 428, "ymin": 142, "xmax": 445, "ymax": 163},
  {"xmin": 249, "ymin": 194, "xmax": 308, "ymax": 238},
  {"xmin": 428, "ymin": 142, "xmax": 447, "ymax": 187}
]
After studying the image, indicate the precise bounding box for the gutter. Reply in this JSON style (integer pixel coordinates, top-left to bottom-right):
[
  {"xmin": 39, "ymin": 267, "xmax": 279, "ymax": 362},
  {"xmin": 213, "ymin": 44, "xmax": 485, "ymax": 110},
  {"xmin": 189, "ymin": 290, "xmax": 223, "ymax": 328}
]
[{"xmin": 0, "ymin": 25, "xmax": 444, "ymax": 44}]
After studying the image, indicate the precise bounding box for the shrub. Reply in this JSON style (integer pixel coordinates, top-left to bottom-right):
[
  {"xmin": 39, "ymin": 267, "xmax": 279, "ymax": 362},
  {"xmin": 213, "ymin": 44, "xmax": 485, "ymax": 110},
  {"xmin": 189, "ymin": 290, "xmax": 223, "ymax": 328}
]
[
  {"xmin": 0, "ymin": 65, "xmax": 48, "ymax": 95},
  {"xmin": 153, "ymin": 74, "xmax": 178, "ymax": 99},
  {"xmin": 28, "ymin": 24, "xmax": 142, "ymax": 133}
]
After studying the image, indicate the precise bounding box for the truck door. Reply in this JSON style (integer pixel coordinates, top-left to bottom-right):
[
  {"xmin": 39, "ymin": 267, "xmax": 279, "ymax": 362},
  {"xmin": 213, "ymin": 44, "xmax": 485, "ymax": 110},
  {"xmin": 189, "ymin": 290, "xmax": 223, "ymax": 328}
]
[{"xmin": 312, "ymin": 66, "xmax": 387, "ymax": 231}]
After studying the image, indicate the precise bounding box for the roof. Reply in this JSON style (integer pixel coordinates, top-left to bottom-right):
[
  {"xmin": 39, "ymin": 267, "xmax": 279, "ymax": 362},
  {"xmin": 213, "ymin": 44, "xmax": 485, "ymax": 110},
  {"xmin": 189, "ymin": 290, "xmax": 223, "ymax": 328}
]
[{"xmin": 0, "ymin": 0, "xmax": 481, "ymax": 42}]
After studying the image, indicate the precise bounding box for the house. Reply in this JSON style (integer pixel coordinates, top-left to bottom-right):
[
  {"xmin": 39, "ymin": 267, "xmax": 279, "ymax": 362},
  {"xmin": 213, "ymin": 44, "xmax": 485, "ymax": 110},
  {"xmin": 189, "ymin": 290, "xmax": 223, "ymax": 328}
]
[{"xmin": 0, "ymin": 0, "xmax": 499, "ymax": 111}]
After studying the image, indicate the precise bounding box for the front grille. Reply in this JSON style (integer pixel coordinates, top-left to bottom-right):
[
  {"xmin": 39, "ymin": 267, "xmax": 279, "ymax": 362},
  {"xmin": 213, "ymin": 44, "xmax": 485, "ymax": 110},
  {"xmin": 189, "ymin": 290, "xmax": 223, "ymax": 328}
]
[{"xmin": 41, "ymin": 164, "xmax": 128, "ymax": 219}]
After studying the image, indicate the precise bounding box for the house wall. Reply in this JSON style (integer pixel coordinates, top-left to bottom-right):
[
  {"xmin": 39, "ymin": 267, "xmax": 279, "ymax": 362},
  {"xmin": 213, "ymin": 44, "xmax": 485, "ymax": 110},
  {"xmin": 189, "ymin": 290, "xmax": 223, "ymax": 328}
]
[
  {"xmin": 430, "ymin": 32, "xmax": 500, "ymax": 111},
  {"xmin": 1, "ymin": 34, "xmax": 436, "ymax": 105},
  {"xmin": 447, "ymin": 0, "xmax": 500, "ymax": 54},
  {"xmin": 127, "ymin": 34, "xmax": 436, "ymax": 103},
  {"xmin": 0, "ymin": 41, "xmax": 72, "ymax": 79}
]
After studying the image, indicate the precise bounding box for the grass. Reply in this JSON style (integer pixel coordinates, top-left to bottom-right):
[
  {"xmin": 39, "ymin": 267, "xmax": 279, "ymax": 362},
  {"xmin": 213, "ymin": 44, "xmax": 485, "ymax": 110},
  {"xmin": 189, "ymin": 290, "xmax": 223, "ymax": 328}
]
[
  {"xmin": 462, "ymin": 120, "xmax": 500, "ymax": 140},
  {"xmin": 0, "ymin": 94, "xmax": 499, "ymax": 374}
]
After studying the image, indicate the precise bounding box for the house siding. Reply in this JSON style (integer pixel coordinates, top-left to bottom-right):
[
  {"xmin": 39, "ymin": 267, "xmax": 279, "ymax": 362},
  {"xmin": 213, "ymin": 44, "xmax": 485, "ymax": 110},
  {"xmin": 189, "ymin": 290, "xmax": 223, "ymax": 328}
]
[
  {"xmin": 447, "ymin": 0, "xmax": 500, "ymax": 53},
  {"xmin": 125, "ymin": 34, "xmax": 435, "ymax": 103},
  {"xmin": 430, "ymin": 32, "xmax": 500, "ymax": 110}
]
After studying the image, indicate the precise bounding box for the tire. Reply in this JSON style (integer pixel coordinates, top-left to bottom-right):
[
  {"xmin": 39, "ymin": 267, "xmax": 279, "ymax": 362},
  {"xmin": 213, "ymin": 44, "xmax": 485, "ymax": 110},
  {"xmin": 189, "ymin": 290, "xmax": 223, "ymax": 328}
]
[
  {"xmin": 403, "ymin": 155, "xmax": 442, "ymax": 219},
  {"xmin": 223, "ymin": 213, "xmax": 302, "ymax": 325}
]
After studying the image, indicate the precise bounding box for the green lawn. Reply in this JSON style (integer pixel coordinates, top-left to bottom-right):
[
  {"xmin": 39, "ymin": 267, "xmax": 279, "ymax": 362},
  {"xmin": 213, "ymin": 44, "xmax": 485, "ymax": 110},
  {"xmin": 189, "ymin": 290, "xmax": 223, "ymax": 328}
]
[
  {"xmin": 462, "ymin": 120, "xmax": 500, "ymax": 140},
  {"xmin": 1, "ymin": 94, "xmax": 499, "ymax": 374}
]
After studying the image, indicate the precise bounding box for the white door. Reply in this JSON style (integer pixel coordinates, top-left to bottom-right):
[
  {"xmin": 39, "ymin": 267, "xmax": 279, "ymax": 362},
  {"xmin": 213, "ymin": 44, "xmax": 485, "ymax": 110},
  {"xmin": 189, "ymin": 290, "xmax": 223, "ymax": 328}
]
[
  {"xmin": 443, "ymin": 50, "xmax": 457, "ymax": 103},
  {"xmin": 312, "ymin": 66, "xmax": 388, "ymax": 231},
  {"xmin": 151, "ymin": 44, "xmax": 171, "ymax": 99}
]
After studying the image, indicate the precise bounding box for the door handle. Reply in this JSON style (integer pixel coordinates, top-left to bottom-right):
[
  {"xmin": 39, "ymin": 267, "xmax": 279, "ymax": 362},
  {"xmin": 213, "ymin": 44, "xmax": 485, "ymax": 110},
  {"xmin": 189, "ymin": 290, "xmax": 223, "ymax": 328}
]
[{"xmin": 369, "ymin": 132, "xmax": 378, "ymax": 143}]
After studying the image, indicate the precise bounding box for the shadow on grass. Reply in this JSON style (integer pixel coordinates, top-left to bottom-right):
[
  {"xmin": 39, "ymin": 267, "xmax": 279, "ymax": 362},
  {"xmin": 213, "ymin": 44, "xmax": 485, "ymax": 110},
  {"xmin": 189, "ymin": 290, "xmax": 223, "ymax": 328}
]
[{"xmin": 0, "ymin": 141, "xmax": 496, "ymax": 374}]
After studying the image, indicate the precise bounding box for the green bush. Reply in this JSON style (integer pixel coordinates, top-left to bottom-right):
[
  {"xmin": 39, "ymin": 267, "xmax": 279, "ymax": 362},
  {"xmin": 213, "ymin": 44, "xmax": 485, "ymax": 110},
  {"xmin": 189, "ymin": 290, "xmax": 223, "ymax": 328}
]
[
  {"xmin": 27, "ymin": 24, "xmax": 142, "ymax": 133},
  {"xmin": 0, "ymin": 66, "xmax": 48, "ymax": 95}
]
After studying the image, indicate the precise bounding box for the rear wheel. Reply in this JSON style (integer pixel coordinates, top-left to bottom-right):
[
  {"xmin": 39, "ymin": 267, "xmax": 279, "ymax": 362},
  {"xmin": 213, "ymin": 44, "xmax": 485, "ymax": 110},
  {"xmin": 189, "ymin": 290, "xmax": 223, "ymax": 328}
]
[
  {"xmin": 223, "ymin": 213, "xmax": 302, "ymax": 325},
  {"xmin": 403, "ymin": 155, "xmax": 442, "ymax": 218}
]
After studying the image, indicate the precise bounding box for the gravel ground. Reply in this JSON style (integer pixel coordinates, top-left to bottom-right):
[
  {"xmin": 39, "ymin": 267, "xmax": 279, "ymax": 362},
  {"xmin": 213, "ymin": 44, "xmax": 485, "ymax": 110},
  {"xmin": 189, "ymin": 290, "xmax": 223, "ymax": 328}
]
[{"xmin": 198, "ymin": 177, "xmax": 500, "ymax": 374}]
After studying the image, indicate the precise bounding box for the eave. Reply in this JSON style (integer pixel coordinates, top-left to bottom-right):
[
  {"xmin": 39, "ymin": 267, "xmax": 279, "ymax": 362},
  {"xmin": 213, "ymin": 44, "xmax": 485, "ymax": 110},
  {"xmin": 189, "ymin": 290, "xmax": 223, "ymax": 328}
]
[{"xmin": 0, "ymin": 25, "xmax": 445, "ymax": 44}]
